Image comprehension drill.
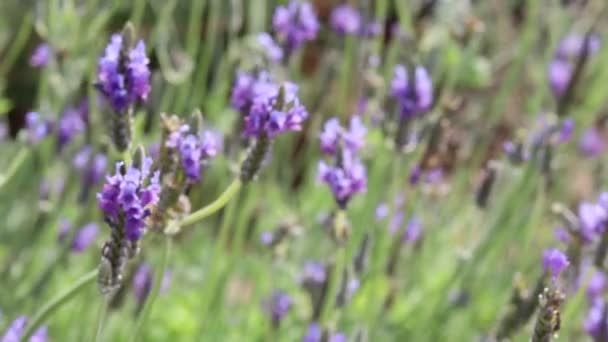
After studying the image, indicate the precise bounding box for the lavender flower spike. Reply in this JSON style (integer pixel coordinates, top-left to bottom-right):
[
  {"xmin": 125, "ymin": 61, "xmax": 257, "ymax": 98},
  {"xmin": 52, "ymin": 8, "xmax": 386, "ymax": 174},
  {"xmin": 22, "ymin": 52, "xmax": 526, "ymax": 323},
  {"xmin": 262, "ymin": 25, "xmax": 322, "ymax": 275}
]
[
  {"xmin": 71, "ymin": 223, "xmax": 99, "ymax": 253},
  {"xmin": 273, "ymin": 1, "xmax": 319, "ymax": 53},
  {"xmin": 30, "ymin": 43, "xmax": 51, "ymax": 68},
  {"xmin": 330, "ymin": 4, "xmax": 362, "ymax": 35},
  {"xmin": 542, "ymin": 248, "xmax": 569, "ymax": 279},
  {"xmin": 1, "ymin": 316, "xmax": 28, "ymax": 342},
  {"xmin": 391, "ymin": 65, "xmax": 433, "ymax": 118},
  {"xmin": 266, "ymin": 290, "xmax": 293, "ymax": 326}
]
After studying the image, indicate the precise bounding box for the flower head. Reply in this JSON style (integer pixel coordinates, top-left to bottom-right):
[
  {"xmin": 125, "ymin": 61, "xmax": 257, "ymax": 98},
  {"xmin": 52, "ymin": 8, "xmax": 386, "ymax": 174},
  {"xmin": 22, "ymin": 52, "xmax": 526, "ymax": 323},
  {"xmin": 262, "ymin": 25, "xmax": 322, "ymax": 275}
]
[
  {"xmin": 24, "ymin": 112, "xmax": 52, "ymax": 144},
  {"xmin": 257, "ymin": 33, "xmax": 284, "ymax": 63},
  {"xmin": 303, "ymin": 323, "xmax": 322, "ymax": 342},
  {"xmin": 230, "ymin": 71, "xmax": 276, "ymax": 116},
  {"xmin": 579, "ymin": 127, "xmax": 604, "ymax": 157},
  {"xmin": 58, "ymin": 107, "xmax": 85, "ymax": 148},
  {"xmin": 96, "ymin": 34, "xmax": 150, "ymax": 113},
  {"xmin": 1, "ymin": 316, "xmax": 28, "ymax": 342},
  {"xmin": 273, "ymin": 1, "xmax": 319, "ymax": 52},
  {"xmin": 97, "ymin": 158, "xmax": 160, "ymax": 241},
  {"xmin": 587, "ymin": 272, "xmax": 606, "ymax": 300},
  {"xmin": 542, "ymin": 248, "xmax": 569, "ymax": 279},
  {"xmin": 391, "ymin": 65, "xmax": 433, "ymax": 118},
  {"xmin": 266, "ymin": 290, "xmax": 292, "ymax": 324},
  {"xmin": 30, "ymin": 43, "xmax": 51, "ymax": 68},
  {"xmin": 71, "ymin": 223, "xmax": 99, "ymax": 253},
  {"xmin": 330, "ymin": 4, "xmax": 362, "ymax": 35},
  {"xmin": 166, "ymin": 125, "xmax": 222, "ymax": 182}
]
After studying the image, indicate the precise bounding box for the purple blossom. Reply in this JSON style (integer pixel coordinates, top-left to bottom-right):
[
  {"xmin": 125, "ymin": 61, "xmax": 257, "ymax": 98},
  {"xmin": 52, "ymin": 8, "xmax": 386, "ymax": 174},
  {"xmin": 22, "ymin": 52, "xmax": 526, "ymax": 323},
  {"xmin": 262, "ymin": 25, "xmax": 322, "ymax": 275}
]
[
  {"xmin": 1, "ymin": 316, "xmax": 28, "ymax": 342},
  {"xmin": 318, "ymin": 154, "xmax": 367, "ymax": 207},
  {"xmin": 587, "ymin": 272, "xmax": 606, "ymax": 300},
  {"xmin": 71, "ymin": 223, "xmax": 99, "ymax": 253},
  {"xmin": 391, "ymin": 65, "xmax": 433, "ymax": 118},
  {"xmin": 167, "ymin": 126, "xmax": 221, "ymax": 182},
  {"xmin": 556, "ymin": 34, "xmax": 601, "ymax": 60},
  {"xmin": 584, "ymin": 299, "xmax": 607, "ymax": 340},
  {"xmin": 403, "ymin": 217, "xmax": 423, "ymax": 244},
  {"xmin": 542, "ymin": 248, "xmax": 569, "ymax": 279},
  {"xmin": 558, "ymin": 118, "xmax": 575, "ymax": 143},
  {"xmin": 133, "ymin": 263, "xmax": 152, "ymax": 304},
  {"xmin": 330, "ymin": 4, "xmax": 362, "ymax": 35},
  {"xmin": 30, "ymin": 43, "xmax": 51, "ymax": 68},
  {"xmin": 578, "ymin": 201, "xmax": 607, "ymax": 236},
  {"xmin": 244, "ymin": 81, "xmax": 308, "ymax": 138},
  {"xmin": 257, "ymin": 33, "xmax": 284, "ymax": 63},
  {"xmin": 302, "ymin": 323, "xmax": 322, "ymax": 342},
  {"xmin": 24, "ymin": 112, "xmax": 52, "ymax": 144},
  {"xmin": 230, "ymin": 71, "xmax": 276, "ymax": 116},
  {"xmin": 28, "ymin": 327, "xmax": 48, "ymax": 342},
  {"xmin": 548, "ymin": 59, "xmax": 572, "ymax": 98},
  {"xmin": 57, "ymin": 218, "xmax": 72, "ymax": 243},
  {"xmin": 266, "ymin": 290, "xmax": 292, "ymax": 324},
  {"xmin": 73, "ymin": 146, "xmax": 108, "ymax": 197},
  {"xmin": 96, "ymin": 34, "xmax": 150, "ymax": 113},
  {"xmin": 375, "ymin": 203, "xmax": 389, "ymax": 220},
  {"xmin": 329, "ymin": 333, "xmax": 347, "ymax": 342},
  {"xmin": 554, "ymin": 227, "xmax": 571, "ymax": 245},
  {"xmin": 57, "ymin": 107, "xmax": 85, "ymax": 148},
  {"xmin": 579, "ymin": 127, "xmax": 604, "ymax": 157},
  {"xmin": 301, "ymin": 261, "xmax": 327, "ymax": 284},
  {"xmin": 273, "ymin": 1, "xmax": 319, "ymax": 52},
  {"xmin": 97, "ymin": 157, "xmax": 160, "ymax": 241}
]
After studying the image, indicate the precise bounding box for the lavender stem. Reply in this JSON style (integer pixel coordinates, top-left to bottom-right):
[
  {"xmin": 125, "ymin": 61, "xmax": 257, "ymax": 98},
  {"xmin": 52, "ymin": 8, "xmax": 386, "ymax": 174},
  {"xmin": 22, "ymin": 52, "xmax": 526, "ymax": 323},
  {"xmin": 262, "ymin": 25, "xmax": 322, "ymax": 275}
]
[{"xmin": 179, "ymin": 179, "xmax": 243, "ymax": 227}]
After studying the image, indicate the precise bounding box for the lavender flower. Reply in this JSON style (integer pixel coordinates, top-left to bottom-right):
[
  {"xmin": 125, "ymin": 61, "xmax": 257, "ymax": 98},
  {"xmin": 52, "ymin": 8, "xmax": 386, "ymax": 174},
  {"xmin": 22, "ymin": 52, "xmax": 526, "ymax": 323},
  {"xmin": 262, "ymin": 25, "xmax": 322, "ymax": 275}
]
[
  {"xmin": 257, "ymin": 33, "xmax": 284, "ymax": 63},
  {"xmin": 578, "ymin": 201, "xmax": 606, "ymax": 236},
  {"xmin": 244, "ymin": 82, "xmax": 308, "ymax": 138},
  {"xmin": 166, "ymin": 125, "xmax": 222, "ymax": 182},
  {"xmin": 328, "ymin": 333, "xmax": 347, "ymax": 342},
  {"xmin": 96, "ymin": 34, "xmax": 151, "ymax": 113},
  {"xmin": 57, "ymin": 218, "xmax": 72, "ymax": 243},
  {"xmin": 230, "ymin": 71, "xmax": 276, "ymax": 116},
  {"xmin": 266, "ymin": 290, "xmax": 293, "ymax": 325},
  {"xmin": 558, "ymin": 118, "xmax": 575, "ymax": 143},
  {"xmin": 273, "ymin": 1, "xmax": 319, "ymax": 52},
  {"xmin": 318, "ymin": 117, "xmax": 367, "ymax": 207},
  {"xmin": 303, "ymin": 323, "xmax": 323, "ymax": 342},
  {"xmin": 57, "ymin": 107, "xmax": 85, "ymax": 148},
  {"xmin": 29, "ymin": 43, "xmax": 51, "ymax": 68},
  {"xmin": 301, "ymin": 261, "xmax": 327, "ymax": 285},
  {"xmin": 375, "ymin": 203, "xmax": 389, "ymax": 220},
  {"xmin": 548, "ymin": 59, "xmax": 573, "ymax": 98},
  {"xmin": 330, "ymin": 4, "xmax": 362, "ymax": 35},
  {"xmin": 1, "ymin": 316, "xmax": 28, "ymax": 342},
  {"xmin": 587, "ymin": 272, "xmax": 606, "ymax": 300},
  {"xmin": 403, "ymin": 217, "xmax": 423, "ymax": 244},
  {"xmin": 28, "ymin": 327, "xmax": 48, "ymax": 342},
  {"xmin": 584, "ymin": 299, "xmax": 607, "ymax": 340},
  {"xmin": 24, "ymin": 112, "xmax": 52, "ymax": 144},
  {"xmin": 133, "ymin": 263, "xmax": 152, "ymax": 304},
  {"xmin": 73, "ymin": 146, "xmax": 108, "ymax": 199},
  {"xmin": 542, "ymin": 248, "xmax": 569, "ymax": 279},
  {"xmin": 579, "ymin": 127, "xmax": 604, "ymax": 157},
  {"xmin": 391, "ymin": 65, "xmax": 433, "ymax": 118},
  {"xmin": 97, "ymin": 157, "xmax": 160, "ymax": 241},
  {"xmin": 71, "ymin": 223, "xmax": 99, "ymax": 253},
  {"xmin": 556, "ymin": 34, "xmax": 601, "ymax": 60}
]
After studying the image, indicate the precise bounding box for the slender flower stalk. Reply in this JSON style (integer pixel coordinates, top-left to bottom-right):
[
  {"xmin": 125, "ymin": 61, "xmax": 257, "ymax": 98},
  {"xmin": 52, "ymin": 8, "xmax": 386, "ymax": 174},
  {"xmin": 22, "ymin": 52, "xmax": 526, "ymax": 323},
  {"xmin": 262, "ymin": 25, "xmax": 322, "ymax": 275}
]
[
  {"xmin": 177, "ymin": 178, "xmax": 243, "ymax": 228},
  {"xmin": 20, "ymin": 270, "xmax": 98, "ymax": 341}
]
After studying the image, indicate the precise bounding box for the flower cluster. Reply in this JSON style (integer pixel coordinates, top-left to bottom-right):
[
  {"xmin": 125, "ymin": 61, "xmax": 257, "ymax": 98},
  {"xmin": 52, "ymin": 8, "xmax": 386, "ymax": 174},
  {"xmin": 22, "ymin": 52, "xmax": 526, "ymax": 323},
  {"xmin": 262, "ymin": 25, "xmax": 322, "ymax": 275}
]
[
  {"xmin": 132, "ymin": 262, "xmax": 171, "ymax": 307},
  {"xmin": 73, "ymin": 146, "xmax": 108, "ymax": 197},
  {"xmin": 96, "ymin": 33, "xmax": 151, "ymax": 113},
  {"xmin": 265, "ymin": 290, "xmax": 293, "ymax": 325},
  {"xmin": 542, "ymin": 248, "xmax": 569, "ymax": 279},
  {"xmin": 230, "ymin": 71, "xmax": 276, "ymax": 116},
  {"xmin": 584, "ymin": 271, "xmax": 608, "ymax": 338},
  {"xmin": 330, "ymin": 4, "xmax": 361, "ymax": 35},
  {"xmin": 318, "ymin": 116, "xmax": 367, "ymax": 207},
  {"xmin": 57, "ymin": 106, "xmax": 86, "ymax": 148},
  {"xmin": 391, "ymin": 65, "xmax": 433, "ymax": 118},
  {"xmin": 257, "ymin": 33, "xmax": 284, "ymax": 64},
  {"xmin": 97, "ymin": 158, "xmax": 160, "ymax": 241},
  {"xmin": 24, "ymin": 112, "xmax": 52, "ymax": 144},
  {"xmin": 303, "ymin": 323, "xmax": 346, "ymax": 342},
  {"xmin": 166, "ymin": 124, "xmax": 222, "ymax": 182},
  {"xmin": 273, "ymin": 0, "xmax": 319, "ymax": 52},
  {"xmin": 579, "ymin": 126, "xmax": 605, "ymax": 157},
  {"xmin": 548, "ymin": 34, "xmax": 601, "ymax": 98}
]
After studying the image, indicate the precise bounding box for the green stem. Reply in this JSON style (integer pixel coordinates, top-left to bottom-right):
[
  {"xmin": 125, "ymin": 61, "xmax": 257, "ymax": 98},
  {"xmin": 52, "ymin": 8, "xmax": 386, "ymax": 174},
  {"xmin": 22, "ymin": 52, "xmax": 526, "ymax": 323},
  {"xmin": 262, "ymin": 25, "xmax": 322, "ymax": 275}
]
[
  {"xmin": 179, "ymin": 179, "xmax": 243, "ymax": 227},
  {"xmin": 0, "ymin": 148, "xmax": 30, "ymax": 190},
  {"xmin": 94, "ymin": 300, "xmax": 108, "ymax": 342},
  {"xmin": 319, "ymin": 244, "xmax": 347, "ymax": 326},
  {"xmin": 20, "ymin": 269, "xmax": 98, "ymax": 342},
  {"xmin": 129, "ymin": 237, "xmax": 172, "ymax": 342},
  {"xmin": 0, "ymin": 13, "xmax": 33, "ymax": 75}
]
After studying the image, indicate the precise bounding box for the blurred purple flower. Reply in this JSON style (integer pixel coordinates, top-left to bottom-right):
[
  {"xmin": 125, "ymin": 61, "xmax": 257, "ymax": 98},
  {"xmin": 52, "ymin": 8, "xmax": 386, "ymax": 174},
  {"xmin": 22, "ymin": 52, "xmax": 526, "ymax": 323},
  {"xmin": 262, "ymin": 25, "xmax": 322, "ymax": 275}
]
[
  {"xmin": 391, "ymin": 65, "xmax": 433, "ymax": 118},
  {"xmin": 167, "ymin": 125, "xmax": 221, "ymax": 182},
  {"xmin": 133, "ymin": 263, "xmax": 152, "ymax": 304},
  {"xmin": 30, "ymin": 43, "xmax": 51, "ymax": 68},
  {"xmin": 230, "ymin": 71, "xmax": 275, "ymax": 116},
  {"xmin": 302, "ymin": 261, "xmax": 326, "ymax": 285},
  {"xmin": 24, "ymin": 112, "xmax": 52, "ymax": 144},
  {"xmin": 558, "ymin": 118, "xmax": 575, "ymax": 143},
  {"xmin": 542, "ymin": 248, "xmax": 569, "ymax": 279},
  {"xmin": 329, "ymin": 333, "xmax": 347, "ymax": 342},
  {"xmin": 1, "ymin": 316, "xmax": 28, "ymax": 342},
  {"xmin": 579, "ymin": 127, "xmax": 604, "ymax": 157},
  {"xmin": 303, "ymin": 323, "xmax": 322, "ymax": 342},
  {"xmin": 548, "ymin": 59, "xmax": 573, "ymax": 98},
  {"xmin": 57, "ymin": 218, "xmax": 72, "ymax": 243},
  {"xmin": 584, "ymin": 299, "xmax": 607, "ymax": 340},
  {"xmin": 556, "ymin": 34, "xmax": 601, "ymax": 60},
  {"xmin": 554, "ymin": 227, "xmax": 571, "ymax": 245},
  {"xmin": 403, "ymin": 217, "xmax": 423, "ymax": 244},
  {"xmin": 273, "ymin": 1, "xmax": 319, "ymax": 52},
  {"xmin": 266, "ymin": 290, "xmax": 292, "ymax": 324},
  {"xmin": 330, "ymin": 4, "xmax": 361, "ymax": 35},
  {"xmin": 375, "ymin": 203, "xmax": 389, "ymax": 220},
  {"xmin": 57, "ymin": 107, "xmax": 85, "ymax": 148},
  {"xmin": 578, "ymin": 201, "xmax": 607, "ymax": 236},
  {"xmin": 28, "ymin": 327, "xmax": 48, "ymax": 342},
  {"xmin": 257, "ymin": 33, "xmax": 284, "ymax": 63},
  {"xmin": 71, "ymin": 223, "xmax": 99, "ymax": 253},
  {"xmin": 587, "ymin": 272, "xmax": 606, "ymax": 300}
]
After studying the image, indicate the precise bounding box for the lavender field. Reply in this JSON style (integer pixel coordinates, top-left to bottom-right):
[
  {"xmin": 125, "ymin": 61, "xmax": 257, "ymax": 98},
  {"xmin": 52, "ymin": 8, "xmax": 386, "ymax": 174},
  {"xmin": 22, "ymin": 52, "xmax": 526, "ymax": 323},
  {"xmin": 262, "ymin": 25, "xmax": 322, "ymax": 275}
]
[{"xmin": 1, "ymin": 0, "xmax": 607, "ymax": 341}]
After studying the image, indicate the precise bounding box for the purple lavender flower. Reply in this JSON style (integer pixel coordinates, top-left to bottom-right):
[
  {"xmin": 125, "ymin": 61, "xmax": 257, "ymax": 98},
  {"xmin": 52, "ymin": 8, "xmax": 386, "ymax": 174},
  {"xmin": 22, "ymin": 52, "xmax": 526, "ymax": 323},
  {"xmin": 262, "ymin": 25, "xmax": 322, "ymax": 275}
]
[
  {"xmin": 548, "ymin": 59, "xmax": 573, "ymax": 98},
  {"xmin": 30, "ymin": 43, "xmax": 51, "ymax": 68},
  {"xmin": 166, "ymin": 125, "xmax": 221, "ymax": 182},
  {"xmin": 330, "ymin": 4, "xmax": 362, "ymax": 35},
  {"xmin": 584, "ymin": 299, "xmax": 607, "ymax": 339},
  {"xmin": 97, "ymin": 157, "xmax": 160, "ymax": 241},
  {"xmin": 587, "ymin": 272, "xmax": 606, "ymax": 300},
  {"xmin": 71, "ymin": 223, "xmax": 99, "ymax": 253},
  {"xmin": 318, "ymin": 154, "xmax": 367, "ymax": 207},
  {"xmin": 554, "ymin": 227, "xmax": 571, "ymax": 245},
  {"xmin": 391, "ymin": 65, "xmax": 433, "ymax": 118},
  {"xmin": 578, "ymin": 201, "xmax": 607, "ymax": 236},
  {"xmin": 28, "ymin": 327, "xmax": 48, "ymax": 342},
  {"xmin": 375, "ymin": 203, "xmax": 389, "ymax": 220},
  {"xmin": 328, "ymin": 333, "xmax": 347, "ymax": 342},
  {"xmin": 24, "ymin": 112, "xmax": 52, "ymax": 144},
  {"xmin": 57, "ymin": 218, "xmax": 72, "ymax": 243},
  {"xmin": 303, "ymin": 323, "xmax": 322, "ymax": 342},
  {"xmin": 301, "ymin": 261, "xmax": 327, "ymax": 285},
  {"xmin": 57, "ymin": 107, "xmax": 85, "ymax": 148},
  {"xmin": 266, "ymin": 290, "xmax": 293, "ymax": 324},
  {"xmin": 579, "ymin": 127, "xmax": 604, "ymax": 157},
  {"xmin": 257, "ymin": 33, "xmax": 284, "ymax": 63},
  {"xmin": 74, "ymin": 146, "xmax": 108, "ymax": 199},
  {"xmin": 556, "ymin": 34, "xmax": 601, "ymax": 60},
  {"xmin": 1, "ymin": 316, "xmax": 28, "ymax": 342},
  {"xmin": 542, "ymin": 248, "xmax": 569, "ymax": 279},
  {"xmin": 244, "ymin": 82, "xmax": 308, "ymax": 138},
  {"xmin": 133, "ymin": 263, "xmax": 152, "ymax": 304},
  {"xmin": 558, "ymin": 118, "xmax": 575, "ymax": 143},
  {"xmin": 273, "ymin": 1, "xmax": 319, "ymax": 52},
  {"xmin": 230, "ymin": 71, "xmax": 276, "ymax": 116},
  {"xmin": 96, "ymin": 34, "xmax": 150, "ymax": 113},
  {"xmin": 403, "ymin": 217, "xmax": 423, "ymax": 244}
]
